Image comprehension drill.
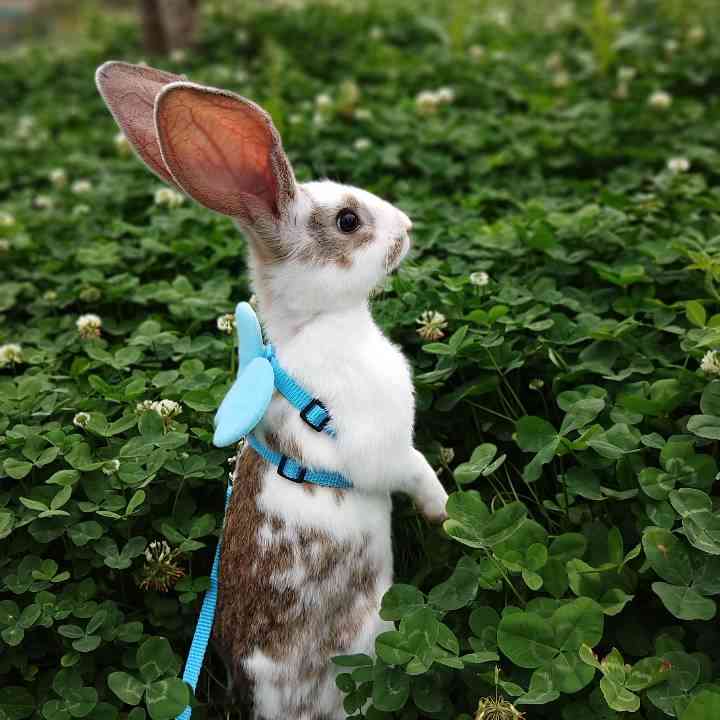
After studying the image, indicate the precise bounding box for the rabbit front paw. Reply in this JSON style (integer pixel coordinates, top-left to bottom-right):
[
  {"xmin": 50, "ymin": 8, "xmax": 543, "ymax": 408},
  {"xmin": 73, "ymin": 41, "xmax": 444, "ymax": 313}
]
[{"xmin": 418, "ymin": 486, "xmax": 449, "ymax": 524}]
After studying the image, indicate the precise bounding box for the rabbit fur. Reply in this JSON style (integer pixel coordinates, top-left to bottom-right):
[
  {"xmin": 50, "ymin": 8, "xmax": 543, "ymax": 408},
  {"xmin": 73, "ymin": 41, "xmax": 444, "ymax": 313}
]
[{"xmin": 95, "ymin": 61, "xmax": 449, "ymax": 720}]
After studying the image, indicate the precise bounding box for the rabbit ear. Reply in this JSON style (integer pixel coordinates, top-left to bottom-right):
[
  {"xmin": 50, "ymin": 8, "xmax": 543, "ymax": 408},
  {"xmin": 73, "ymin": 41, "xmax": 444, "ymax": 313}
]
[
  {"xmin": 154, "ymin": 82, "xmax": 296, "ymax": 221},
  {"xmin": 95, "ymin": 61, "xmax": 184, "ymax": 189}
]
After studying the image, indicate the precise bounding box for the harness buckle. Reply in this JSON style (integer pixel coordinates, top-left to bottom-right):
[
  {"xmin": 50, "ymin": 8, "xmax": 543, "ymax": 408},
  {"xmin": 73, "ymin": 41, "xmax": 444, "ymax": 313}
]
[
  {"xmin": 277, "ymin": 455, "xmax": 307, "ymax": 483},
  {"xmin": 300, "ymin": 398, "xmax": 330, "ymax": 432}
]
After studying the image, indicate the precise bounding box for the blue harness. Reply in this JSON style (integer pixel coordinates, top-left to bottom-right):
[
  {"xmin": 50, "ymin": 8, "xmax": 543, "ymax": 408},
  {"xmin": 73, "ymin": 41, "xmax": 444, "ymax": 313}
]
[{"xmin": 176, "ymin": 302, "xmax": 351, "ymax": 719}]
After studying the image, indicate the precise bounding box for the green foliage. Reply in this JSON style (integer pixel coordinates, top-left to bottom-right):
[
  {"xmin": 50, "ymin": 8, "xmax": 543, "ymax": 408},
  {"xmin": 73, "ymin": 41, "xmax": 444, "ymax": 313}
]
[{"xmin": 2, "ymin": 0, "xmax": 720, "ymax": 718}]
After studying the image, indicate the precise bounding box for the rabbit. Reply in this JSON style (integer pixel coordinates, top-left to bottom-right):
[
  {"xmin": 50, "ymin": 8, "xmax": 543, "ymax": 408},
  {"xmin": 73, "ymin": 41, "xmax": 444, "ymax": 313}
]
[{"xmin": 95, "ymin": 61, "xmax": 449, "ymax": 720}]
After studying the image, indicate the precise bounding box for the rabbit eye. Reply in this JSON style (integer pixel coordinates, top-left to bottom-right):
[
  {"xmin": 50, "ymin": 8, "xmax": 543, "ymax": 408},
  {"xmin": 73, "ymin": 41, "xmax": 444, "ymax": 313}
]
[{"xmin": 336, "ymin": 209, "xmax": 361, "ymax": 234}]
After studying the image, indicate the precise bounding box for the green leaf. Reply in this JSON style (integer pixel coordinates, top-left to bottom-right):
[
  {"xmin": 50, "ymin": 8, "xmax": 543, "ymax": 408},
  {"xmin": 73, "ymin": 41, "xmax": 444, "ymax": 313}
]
[
  {"xmin": 428, "ymin": 556, "xmax": 480, "ymax": 610},
  {"xmin": 642, "ymin": 528, "xmax": 693, "ymax": 586},
  {"xmin": 686, "ymin": 301, "xmax": 706, "ymax": 328},
  {"xmin": 516, "ymin": 668, "xmax": 560, "ymax": 705},
  {"xmin": 331, "ymin": 654, "xmax": 372, "ymax": 668},
  {"xmin": 681, "ymin": 690, "xmax": 720, "ymax": 720},
  {"xmin": 652, "ymin": 583, "xmax": 716, "ymax": 620},
  {"xmin": 375, "ymin": 631, "xmax": 413, "ymax": 665},
  {"xmin": 480, "ymin": 502, "xmax": 528, "ymax": 547},
  {"xmin": 379, "ymin": 585, "xmax": 425, "ymax": 622},
  {"xmin": 137, "ymin": 637, "xmax": 179, "ymax": 683},
  {"xmin": 497, "ymin": 611, "xmax": 556, "ymax": 669},
  {"xmin": 144, "ymin": 679, "xmax": 189, "ymax": 720},
  {"xmin": 600, "ymin": 677, "xmax": 640, "ymax": 712},
  {"xmin": 552, "ymin": 598, "xmax": 604, "ymax": 652},
  {"xmin": 560, "ymin": 398, "xmax": 605, "ymax": 436},
  {"xmin": 5, "ymin": 458, "xmax": 33, "ymax": 479},
  {"xmin": 371, "ymin": 664, "xmax": 410, "ymax": 712},
  {"xmin": 516, "ymin": 416, "xmax": 557, "ymax": 452},
  {"xmin": 0, "ymin": 687, "xmax": 36, "ymax": 719},
  {"xmin": 107, "ymin": 672, "xmax": 144, "ymax": 705},
  {"xmin": 686, "ymin": 414, "xmax": 720, "ymax": 440}
]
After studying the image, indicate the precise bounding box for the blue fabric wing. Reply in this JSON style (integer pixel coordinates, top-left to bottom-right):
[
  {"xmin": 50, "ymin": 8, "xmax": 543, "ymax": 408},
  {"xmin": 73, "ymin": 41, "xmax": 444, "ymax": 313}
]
[
  {"xmin": 234, "ymin": 301, "xmax": 264, "ymax": 372},
  {"xmin": 212, "ymin": 302, "xmax": 274, "ymax": 448}
]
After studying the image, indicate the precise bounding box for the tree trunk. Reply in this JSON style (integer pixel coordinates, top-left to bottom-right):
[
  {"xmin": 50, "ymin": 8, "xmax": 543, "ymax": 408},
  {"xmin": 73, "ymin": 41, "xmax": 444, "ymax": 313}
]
[{"xmin": 139, "ymin": 0, "xmax": 200, "ymax": 56}]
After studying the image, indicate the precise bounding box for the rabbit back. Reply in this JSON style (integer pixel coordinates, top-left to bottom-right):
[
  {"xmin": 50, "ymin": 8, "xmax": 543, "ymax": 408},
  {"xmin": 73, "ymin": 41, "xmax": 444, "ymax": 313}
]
[{"xmin": 213, "ymin": 442, "xmax": 393, "ymax": 719}]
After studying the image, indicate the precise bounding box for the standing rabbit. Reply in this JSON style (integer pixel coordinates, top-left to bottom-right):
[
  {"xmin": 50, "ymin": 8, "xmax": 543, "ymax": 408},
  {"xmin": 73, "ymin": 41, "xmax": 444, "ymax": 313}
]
[{"xmin": 96, "ymin": 61, "xmax": 449, "ymax": 720}]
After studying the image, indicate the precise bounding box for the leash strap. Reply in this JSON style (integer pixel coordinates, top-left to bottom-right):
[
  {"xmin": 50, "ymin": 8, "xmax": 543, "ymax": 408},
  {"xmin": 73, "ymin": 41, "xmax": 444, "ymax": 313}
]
[
  {"xmin": 266, "ymin": 346, "xmax": 335, "ymax": 436},
  {"xmin": 176, "ymin": 480, "xmax": 233, "ymax": 720},
  {"xmin": 246, "ymin": 433, "xmax": 352, "ymax": 489}
]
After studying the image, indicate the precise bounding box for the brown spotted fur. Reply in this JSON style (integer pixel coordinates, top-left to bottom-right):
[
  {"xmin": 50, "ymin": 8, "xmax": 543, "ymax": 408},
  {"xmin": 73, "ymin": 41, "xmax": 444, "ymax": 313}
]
[{"xmin": 212, "ymin": 445, "xmax": 379, "ymax": 719}]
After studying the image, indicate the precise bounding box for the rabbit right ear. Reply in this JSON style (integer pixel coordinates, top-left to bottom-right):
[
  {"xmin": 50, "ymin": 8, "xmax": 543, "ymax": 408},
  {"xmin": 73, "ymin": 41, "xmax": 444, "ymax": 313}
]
[
  {"xmin": 95, "ymin": 61, "xmax": 184, "ymax": 189},
  {"xmin": 154, "ymin": 82, "xmax": 296, "ymax": 221}
]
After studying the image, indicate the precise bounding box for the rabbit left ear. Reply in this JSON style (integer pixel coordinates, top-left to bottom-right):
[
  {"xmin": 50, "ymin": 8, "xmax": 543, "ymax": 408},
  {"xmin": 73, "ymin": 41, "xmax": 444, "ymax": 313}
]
[
  {"xmin": 154, "ymin": 82, "xmax": 296, "ymax": 221},
  {"xmin": 95, "ymin": 61, "xmax": 185, "ymax": 189}
]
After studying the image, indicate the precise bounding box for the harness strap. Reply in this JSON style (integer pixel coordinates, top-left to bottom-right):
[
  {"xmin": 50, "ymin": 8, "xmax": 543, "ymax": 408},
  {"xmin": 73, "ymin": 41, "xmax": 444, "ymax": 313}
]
[
  {"xmin": 176, "ymin": 480, "xmax": 233, "ymax": 720},
  {"xmin": 246, "ymin": 433, "xmax": 352, "ymax": 489},
  {"xmin": 266, "ymin": 346, "xmax": 335, "ymax": 436}
]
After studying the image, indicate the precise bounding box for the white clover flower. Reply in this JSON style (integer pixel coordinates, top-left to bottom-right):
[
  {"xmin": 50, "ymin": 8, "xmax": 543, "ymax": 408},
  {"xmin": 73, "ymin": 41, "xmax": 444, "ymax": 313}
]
[
  {"xmin": 16, "ymin": 115, "xmax": 35, "ymax": 140},
  {"xmin": 136, "ymin": 400, "xmax": 156, "ymax": 414},
  {"xmin": 312, "ymin": 112, "xmax": 326, "ymax": 128},
  {"xmin": 72, "ymin": 204, "xmax": 91, "ymax": 218},
  {"xmin": 618, "ymin": 66, "xmax": 636, "ymax": 82},
  {"xmin": 545, "ymin": 52, "xmax": 563, "ymax": 71},
  {"xmin": 701, "ymin": 351, "xmax": 720, "ymax": 376},
  {"xmin": 49, "ymin": 168, "xmax": 67, "ymax": 189},
  {"xmin": 470, "ymin": 271, "xmax": 490, "ymax": 287},
  {"xmin": 664, "ymin": 39, "xmax": 678, "ymax": 55},
  {"xmin": 648, "ymin": 90, "xmax": 672, "ymax": 109},
  {"xmin": 73, "ymin": 412, "xmax": 91, "ymax": 429},
  {"xmin": 43, "ymin": 290, "xmax": 58, "ymax": 302},
  {"xmin": 440, "ymin": 447, "xmax": 455, "ymax": 465},
  {"xmin": 353, "ymin": 137, "xmax": 372, "ymax": 151},
  {"xmin": 155, "ymin": 399, "xmax": 182, "ymax": 418},
  {"xmin": 288, "ymin": 113, "xmax": 303, "ymax": 125},
  {"xmin": 71, "ymin": 179, "xmax": 92, "ymax": 194},
  {"xmin": 76, "ymin": 313, "xmax": 102, "ymax": 339},
  {"xmin": 468, "ymin": 44, "xmax": 485, "ymax": 61},
  {"xmin": 0, "ymin": 343, "xmax": 23, "ymax": 367},
  {"xmin": 614, "ymin": 82, "xmax": 630, "ymax": 100},
  {"xmin": 154, "ymin": 187, "xmax": 185, "ymax": 208},
  {"xmin": 491, "ymin": 9, "xmax": 510, "ymax": 27},
  {"xmin": 170, "ymin": 49, "xmax": 187, "ymax": 63},
  {"xmin": 687, "ymin": 26, "xmax": 706, "ymax": 44},
  {"xmin": 114, "ymin": 131, "xmax": 131, "ymax": 155},
  {"xmin": 0, "ymin": 239, "xmax": 9, "ymax": 254},
  {"xmin": 552, "ymin": 70, "xmax": 570, "ymax": 88},
  {"xmin": 144, "ymin": 539, "xmax": 171, "ymax": 563},
  {"xmin": 435, "ymin": 87, "xmax": 455, "ymax": 104},
  {"xmin": 0, "ymin": 211, "xmax": 16, "ymax": 227},
  {"xmin": 34, "ymin": 195, "xmax": 54, "ymax": 210},
  {"xmin": 315, "ymin": 93, "xmax": 332, "ymax": 110},
  {"xmin": 369, "ymin": 26, "xmax": 384, "ymax": 41},
  {"xmin": 667, "ymin": 157, "xmax": 690, "ymax": 173},
  {"xmin": 355, "ymin": 108, "xmax": 373, "ymax": 121},
  {"xmin": 102, "ymin": 458, "xmax": 121, "ymax": 475},
  {"xmin": 416, "ymin": 311, "xmax": 448, "ymax": 341},
  {"xmin": 140, "ymin": 540, "xmax": 183, "ymax": 591},
  {"xmin": 415, "ymin": 90, "xmax": 440, "ymax": 115},
  {"xmin": 217, "ymin": 313, "xmax": 236, "ymax": 334}
]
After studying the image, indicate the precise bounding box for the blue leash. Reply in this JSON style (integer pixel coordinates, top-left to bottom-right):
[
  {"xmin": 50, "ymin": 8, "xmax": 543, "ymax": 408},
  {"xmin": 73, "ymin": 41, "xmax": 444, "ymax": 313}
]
[
  {"xmin": 176, "ymin": 302, "xmax": 351, "ymax": 717},
  {"xmin": 176, "ymin": 481, "xmax": 233, "ymax": 720}
]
